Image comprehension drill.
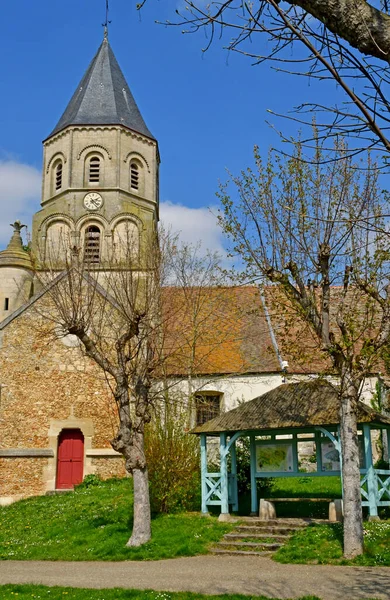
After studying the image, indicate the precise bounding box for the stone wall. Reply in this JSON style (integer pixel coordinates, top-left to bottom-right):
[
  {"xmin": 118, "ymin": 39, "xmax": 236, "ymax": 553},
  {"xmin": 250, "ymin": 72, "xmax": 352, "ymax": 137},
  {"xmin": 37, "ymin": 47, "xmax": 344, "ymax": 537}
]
[
  {"xmin": 0, "ymin": 298, "xmax": 124, "ymax": 502},
  {"xmin": 91, "ymin": 457, "xmax": 126, "ymax": 480},
  {"xmin": 0, "ymin": 457, "xmax": 46, "ymax": 503}
]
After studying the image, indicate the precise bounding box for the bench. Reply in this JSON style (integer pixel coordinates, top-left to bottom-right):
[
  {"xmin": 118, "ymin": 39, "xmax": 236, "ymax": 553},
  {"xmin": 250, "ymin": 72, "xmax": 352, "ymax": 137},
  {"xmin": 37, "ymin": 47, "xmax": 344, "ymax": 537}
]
[{"xmin": 259, "ymin": 497, "xmax": 343, "ymax": 522}]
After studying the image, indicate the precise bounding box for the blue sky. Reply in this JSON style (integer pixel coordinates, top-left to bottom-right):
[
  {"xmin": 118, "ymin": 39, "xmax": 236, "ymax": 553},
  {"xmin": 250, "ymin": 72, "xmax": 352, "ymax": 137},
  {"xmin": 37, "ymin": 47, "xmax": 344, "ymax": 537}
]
[{"xmin": 0, "ymin": 0, "xmax": 343, "ymax": 251}]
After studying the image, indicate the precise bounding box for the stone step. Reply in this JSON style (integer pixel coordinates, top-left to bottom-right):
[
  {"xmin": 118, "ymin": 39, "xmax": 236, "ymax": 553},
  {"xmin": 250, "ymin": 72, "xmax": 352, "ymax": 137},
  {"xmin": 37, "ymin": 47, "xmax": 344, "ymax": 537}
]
[
  {"xmin": 238, "ymin": 517, "xmax": 328, "ymax": 525},
  {"xmin": 210, "ymin": 548, "xmax": 274, "ymax": 557},
  {"xmin": 224, "ymin": 533, "xmax": 289, "ymax": 542},
  {"xmin": 217, "ymin": 541, "xmax": 283, "ymax": 551},
  {"xmin": 210, "ymin": 517, "xmax": 315, "ymax": 558},
  {"xmin": 238, "ymin": 518, "xmax": 312, "ymax": 527},
  {"xmin": 235, "ymin": 525, "xmax": 303, "ymax": 535}
]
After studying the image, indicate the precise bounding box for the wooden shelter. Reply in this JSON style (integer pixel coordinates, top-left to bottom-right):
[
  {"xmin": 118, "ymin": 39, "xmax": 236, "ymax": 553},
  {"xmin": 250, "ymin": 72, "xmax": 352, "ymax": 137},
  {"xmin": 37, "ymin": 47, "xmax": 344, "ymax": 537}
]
[{"xmin": 192, "ymin": 379, "xmax": 390, "ymax": 518}]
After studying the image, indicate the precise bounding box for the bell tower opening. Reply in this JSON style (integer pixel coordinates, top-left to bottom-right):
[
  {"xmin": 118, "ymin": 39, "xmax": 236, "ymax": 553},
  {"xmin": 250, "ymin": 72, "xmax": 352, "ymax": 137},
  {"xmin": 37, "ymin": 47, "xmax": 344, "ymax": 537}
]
[{"xmin": 84, "ymin": 225, "xmax": 101, "ymax": 263}]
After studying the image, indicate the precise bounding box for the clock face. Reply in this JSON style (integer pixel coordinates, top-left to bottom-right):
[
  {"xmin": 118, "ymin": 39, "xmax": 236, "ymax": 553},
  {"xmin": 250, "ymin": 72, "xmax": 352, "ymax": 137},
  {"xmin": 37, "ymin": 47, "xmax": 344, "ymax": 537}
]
[{"xmin": 84, "ymin": 192, "xmax": 103, "ymax": 211}]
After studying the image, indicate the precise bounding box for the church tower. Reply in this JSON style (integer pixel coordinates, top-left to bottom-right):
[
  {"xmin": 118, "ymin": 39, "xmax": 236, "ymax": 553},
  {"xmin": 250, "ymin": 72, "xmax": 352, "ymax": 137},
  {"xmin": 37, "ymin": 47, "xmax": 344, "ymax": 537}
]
[{"xmin": 32, "ymin": 32, "xmax": 159, "ymax": 270}]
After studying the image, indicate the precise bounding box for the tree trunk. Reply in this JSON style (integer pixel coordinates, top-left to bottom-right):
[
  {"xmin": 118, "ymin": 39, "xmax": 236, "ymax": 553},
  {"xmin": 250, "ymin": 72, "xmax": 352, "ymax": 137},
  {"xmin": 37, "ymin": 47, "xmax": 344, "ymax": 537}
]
[
  {"xmin": 127, "ymin": 465, "xmax": 151, "ymax": 547},
  {"xmin": 111, "ymin": 379, "xmax": 152, "ymax": 548},
  {"xmin": 339, "ymin": 371, "xmax": 364, "ymax": 558}
]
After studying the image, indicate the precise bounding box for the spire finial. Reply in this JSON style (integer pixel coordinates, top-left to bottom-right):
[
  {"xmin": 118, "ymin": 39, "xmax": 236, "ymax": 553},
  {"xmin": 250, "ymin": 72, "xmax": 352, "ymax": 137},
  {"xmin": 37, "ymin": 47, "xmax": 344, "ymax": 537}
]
[
  {"xmin": 102, "ymin": 0, "xmax": 111, "ymax": 39},
  {"xmin": 5, "ymin": 221, "xmax": 27, "ymax": 253},
  {"xmin": 10, "ymin": 221, "xmax": 26, "ymax": 234}
]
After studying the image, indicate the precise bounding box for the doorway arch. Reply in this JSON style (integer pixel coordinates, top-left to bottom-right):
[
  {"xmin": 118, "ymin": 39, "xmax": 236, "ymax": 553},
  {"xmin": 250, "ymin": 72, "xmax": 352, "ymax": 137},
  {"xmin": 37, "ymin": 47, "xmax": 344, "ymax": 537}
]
[{"xmin": 56, "ymin": 429, "xmax": 84, "ymax": 489}]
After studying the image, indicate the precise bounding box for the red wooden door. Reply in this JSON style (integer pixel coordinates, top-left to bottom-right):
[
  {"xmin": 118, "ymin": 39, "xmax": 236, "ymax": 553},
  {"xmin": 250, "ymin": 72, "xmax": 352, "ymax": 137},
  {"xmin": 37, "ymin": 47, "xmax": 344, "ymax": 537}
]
[{"xmin": 56, "ymin": 429, "xmax": 84, "ymax": 489}]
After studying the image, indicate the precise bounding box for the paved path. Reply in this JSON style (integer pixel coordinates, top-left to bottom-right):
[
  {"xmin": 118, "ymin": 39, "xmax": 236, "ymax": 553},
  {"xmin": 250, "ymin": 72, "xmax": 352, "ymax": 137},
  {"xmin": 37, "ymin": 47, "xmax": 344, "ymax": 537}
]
[{"xmin": 0, "ymin": 556, "xmax": 390, "ymax": 599}]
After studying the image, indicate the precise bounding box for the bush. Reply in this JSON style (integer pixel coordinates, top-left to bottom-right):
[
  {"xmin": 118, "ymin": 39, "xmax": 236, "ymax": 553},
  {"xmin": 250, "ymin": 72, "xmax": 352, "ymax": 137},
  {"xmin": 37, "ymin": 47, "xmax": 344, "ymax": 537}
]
[
  {"xmin": 233, "ymin": 436, "xmax": 274, "ymax": 497},
  {"xmin": 76, "ymin": 474, "xmax": 103, "ymax": 489},
  {"xmin": 374, "ymin": 458, "xmax": 389, "ymax": 470},
  {"xmin": 145, "ymin": 401, "xmax": 201, "ymax": 514}
]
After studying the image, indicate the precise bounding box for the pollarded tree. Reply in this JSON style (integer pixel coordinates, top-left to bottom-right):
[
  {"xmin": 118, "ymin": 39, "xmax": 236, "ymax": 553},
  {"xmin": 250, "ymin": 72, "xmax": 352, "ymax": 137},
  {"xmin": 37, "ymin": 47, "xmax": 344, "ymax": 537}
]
[
  {"xmin": 217, "ymin": 136, "xmax": 390, "ymax": 558},
  {"xmin": 35, "ymin": 230, "xmax": 170, "ymax": 547},
  {"xmin": 34, "ymin": 228, "xmax": 236, "ymax": 547}
]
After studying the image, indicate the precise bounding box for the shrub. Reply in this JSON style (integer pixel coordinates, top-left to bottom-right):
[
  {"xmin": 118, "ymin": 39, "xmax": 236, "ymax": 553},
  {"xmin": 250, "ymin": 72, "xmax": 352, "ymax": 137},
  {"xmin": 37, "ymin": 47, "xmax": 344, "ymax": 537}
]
[
  {"xmin": 145, "ymin": 401, "xmax": 201, "ymax": 513},
  {"xmin": 77, "ymin": 474, "xmax": 103, "ymax": 489},
  {"xmin": 233, "ymin": 436, "xmax": 274, "ymax": 496}
]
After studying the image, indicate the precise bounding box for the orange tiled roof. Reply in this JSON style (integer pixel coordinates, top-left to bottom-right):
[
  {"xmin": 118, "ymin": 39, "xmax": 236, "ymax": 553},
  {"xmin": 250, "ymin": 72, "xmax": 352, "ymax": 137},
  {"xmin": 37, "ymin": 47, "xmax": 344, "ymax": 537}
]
[
  {"xmin": 162, "ymin": 286, "xmax": 281, "ymax": 376},
  {"xmin": 162, "ymin": 284, "xmax": 385, "ymax": 377}
]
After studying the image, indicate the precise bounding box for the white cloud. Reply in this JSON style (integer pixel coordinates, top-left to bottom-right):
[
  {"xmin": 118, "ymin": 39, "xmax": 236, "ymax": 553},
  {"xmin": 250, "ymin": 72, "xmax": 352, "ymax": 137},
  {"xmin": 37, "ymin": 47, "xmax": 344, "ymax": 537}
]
[
  {"xmin": 160, "ymin": 201, "xmax": 226, "ymax": 255},
  {"xmin": 0, "ymin": 161, "xmax": 41, "ymax": 249}
]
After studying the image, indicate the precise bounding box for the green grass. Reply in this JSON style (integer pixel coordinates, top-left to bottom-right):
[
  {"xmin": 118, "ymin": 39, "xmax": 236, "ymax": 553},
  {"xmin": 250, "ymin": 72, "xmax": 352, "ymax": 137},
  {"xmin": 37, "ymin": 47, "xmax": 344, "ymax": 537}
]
[
  {"xmin": 274, "ymin": 520, "xmax": 390, "ymax": 566},
  {"xmin": 0, "ymin": 587, "xmax": 327, "ymax": 600},
  {"xmin": 259, "ymin": 476, "xmax": 342, "ymax": 519},
  {"xmin": 236, "ymin": 476, "xmax": 343, "ymax": 517},
  {"xmin": 0, "ymin": 478, "xmax": 232, "ymax": 561},
  {"xmin": 0, "ymin": 587, "xmax": 382, "ymax": 600},
  {"xmin": 269, "ymin": 476, "xmax": 342, "ymax": 499}
]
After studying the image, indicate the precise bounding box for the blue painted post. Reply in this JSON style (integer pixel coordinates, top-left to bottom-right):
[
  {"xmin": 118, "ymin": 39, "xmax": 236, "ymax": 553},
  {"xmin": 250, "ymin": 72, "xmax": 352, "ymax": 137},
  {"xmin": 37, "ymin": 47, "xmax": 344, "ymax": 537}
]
[
  {"xmin": 220, "ymin": 432, "xmax": 229, "ymax": 515},
  {"xmin": 200, "ymin": 434, "xmax": 208, "ymax": 514},
  {"xmin": 315, "ymin": 430, "xmax": 323, "ymax": 472},
  {"xmin": 230, "ymin": 438, "xmax": 239, "ymax": 512},
  {"xmin": 292, "ymin": 434, "xmax": 299, "ymax": 473},
  {"xmin": 337, "ymin": 426, "xmax": 343, "ymax": 496},
  {"xmin": 250, "ymin": 434, "xmax": 258, "ymax": 516},
  {"xmin": 387, "ymin": 428, "xmax": 390, "ymax": 464},
  {"xmin": 363, "ymin": 424, "xmax": 378, "ymax": 518}
]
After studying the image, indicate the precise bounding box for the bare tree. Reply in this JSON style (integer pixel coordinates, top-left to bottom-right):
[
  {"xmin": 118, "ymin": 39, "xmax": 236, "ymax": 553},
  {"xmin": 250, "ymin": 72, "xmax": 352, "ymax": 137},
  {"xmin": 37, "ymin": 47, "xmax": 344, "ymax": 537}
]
[
  {"xmin": 35, "ymin": 230, "xmax": 171, "ymax": 546},
  {"xmin": 146, "ymin": 0, "xmax": 390, "ymax": 161},
  {"xmin": 34, "ymin": 230, "xmax": 241, "ymax": 547},
  {"xmin": 217, "ymin": 137, "xmax": 389, "ymax": 558}
]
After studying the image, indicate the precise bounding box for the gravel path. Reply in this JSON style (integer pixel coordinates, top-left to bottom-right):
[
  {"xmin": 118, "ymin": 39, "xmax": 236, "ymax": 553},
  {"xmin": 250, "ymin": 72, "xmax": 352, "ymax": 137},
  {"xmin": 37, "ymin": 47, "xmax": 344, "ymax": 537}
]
[{"xmin": 0, "ymin": 556, "xmax": 389, "ymax": 599}]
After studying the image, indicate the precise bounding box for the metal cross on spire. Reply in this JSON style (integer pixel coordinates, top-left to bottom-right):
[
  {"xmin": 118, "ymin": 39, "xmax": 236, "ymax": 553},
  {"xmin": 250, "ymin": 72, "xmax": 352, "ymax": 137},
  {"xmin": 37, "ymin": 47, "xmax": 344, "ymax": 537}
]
[{"xmin": 103, "ymin": 0, "xmax": 111, "ymax": 39}]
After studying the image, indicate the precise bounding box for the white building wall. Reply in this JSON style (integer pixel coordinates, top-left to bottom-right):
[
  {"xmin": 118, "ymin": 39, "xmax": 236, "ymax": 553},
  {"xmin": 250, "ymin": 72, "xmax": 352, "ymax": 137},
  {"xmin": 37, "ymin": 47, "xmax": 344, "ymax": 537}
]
[{"xmin": 166, "ymin": 372, "xmax": 380, "ymax": 427}]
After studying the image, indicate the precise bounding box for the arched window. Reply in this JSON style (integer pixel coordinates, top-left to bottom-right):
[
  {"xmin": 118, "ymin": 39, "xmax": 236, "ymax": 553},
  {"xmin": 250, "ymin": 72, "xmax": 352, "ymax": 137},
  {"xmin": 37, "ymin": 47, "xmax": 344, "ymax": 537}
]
[
  {"xmin": 46, "ymin": 221, "xmax": 72, "ymax": 264},
  {"xmin": 84, "ymin": 225, "xmax": 101, "ymax": 263},
  {"xmin": 113, "ymin": 220, "xmax": 139, "ymax": 262},
  {"xmin": 55, "ymin": 162, "xmax": 63, "ymax": 191},
  {"xmin": 130, "ymin": 161, "xmax": 140, "ymax": 190},
  {"xmin": 89, "ymin": 157, "xmax": 100, "ymax": 183}
]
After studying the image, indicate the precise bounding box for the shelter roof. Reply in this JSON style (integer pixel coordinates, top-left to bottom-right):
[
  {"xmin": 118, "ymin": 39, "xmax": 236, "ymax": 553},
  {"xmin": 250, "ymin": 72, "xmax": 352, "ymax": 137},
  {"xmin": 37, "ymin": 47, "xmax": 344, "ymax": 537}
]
[
  {"xmin": 48, "ymin": 37, "xmax": 155, "ymax": 141},
  {"xmin": 192, "ymin": 379, "xmax": 390, "ymax": 434}
]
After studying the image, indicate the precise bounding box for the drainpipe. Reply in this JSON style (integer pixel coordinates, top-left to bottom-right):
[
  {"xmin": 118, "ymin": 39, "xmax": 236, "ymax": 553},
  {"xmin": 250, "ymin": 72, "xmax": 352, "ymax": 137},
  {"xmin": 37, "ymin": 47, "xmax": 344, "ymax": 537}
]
[{"xmin": 259, "ymin": 285, "xmax": 288, "ymax": 380}]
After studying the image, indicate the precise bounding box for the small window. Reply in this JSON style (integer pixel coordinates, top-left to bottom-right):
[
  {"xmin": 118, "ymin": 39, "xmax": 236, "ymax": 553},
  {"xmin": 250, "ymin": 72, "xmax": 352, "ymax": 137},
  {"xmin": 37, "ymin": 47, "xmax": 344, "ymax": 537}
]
[
  {"xmin": 89, "ymin": 157, "xmax": 100, "ymax": 183},
  {"xmin": 195, "ymin": 393, "xmax": 221, "ymax": 426},
  {"xmin": 4, "ymin": 298, "xmax": 9, "ymax": 311},
  {"xmin": 84, "ymin": 225, "xmax": 101, "ymax": 263},
  {"xmin": 55, "ymin": 162, "xmax": 63, "ymax": 191},
  {"xmin": 130, "ymin": 162, "xmax": 139, "ymax": 190}
]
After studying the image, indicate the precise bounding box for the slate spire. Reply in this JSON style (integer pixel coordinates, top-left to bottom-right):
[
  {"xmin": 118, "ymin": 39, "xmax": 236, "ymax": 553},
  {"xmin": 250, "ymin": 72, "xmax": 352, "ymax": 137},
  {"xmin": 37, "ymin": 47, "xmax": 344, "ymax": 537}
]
[{"xmin": 49, "ymin": 37, "xmax": 154, "ymax": 140}]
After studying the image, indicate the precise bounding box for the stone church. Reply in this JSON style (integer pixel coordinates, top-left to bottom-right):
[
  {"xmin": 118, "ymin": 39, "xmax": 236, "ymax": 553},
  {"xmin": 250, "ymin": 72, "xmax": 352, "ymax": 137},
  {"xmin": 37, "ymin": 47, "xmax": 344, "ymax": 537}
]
[
  {"xmin": 0, "ymin": 34, "xmax": 286, "ymax": 504},
  {"xmin": 0, "ymin": 34, "xmax": 160, "ymax": 503},
  {"xmin": 0, "ymin": 34, "xmax": 382, "ymax": 506}
]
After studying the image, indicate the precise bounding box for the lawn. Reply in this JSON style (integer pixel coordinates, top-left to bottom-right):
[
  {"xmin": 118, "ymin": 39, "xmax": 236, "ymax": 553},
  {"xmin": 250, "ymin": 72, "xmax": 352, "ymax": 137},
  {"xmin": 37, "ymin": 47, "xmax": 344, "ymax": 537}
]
[
  {"xmin": 274, "ymin": 520, "xmax": 390, "ymax": 566},
  {"xmin": 269, "ymin": 475, "xmax": 342, "ymax": 498},
  {"xmin": 0, "ymin": 587, "xmax": 327, "ymax": 600},
  {"xmin": 265, "ymin": 475, "xmax": 342, "ymax": 519},
  {"xmin": 0, "ymin": 478, "xmax": 231, "ymax": 561},
  {"xmin": 236, "ymin": 476, "xmax": 342, "ymax": 518}
]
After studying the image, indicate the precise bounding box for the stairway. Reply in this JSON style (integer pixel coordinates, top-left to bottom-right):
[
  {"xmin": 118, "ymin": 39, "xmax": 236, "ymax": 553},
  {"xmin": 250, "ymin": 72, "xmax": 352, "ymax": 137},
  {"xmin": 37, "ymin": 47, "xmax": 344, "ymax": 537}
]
[{"xmin": 210, "ymin": 517, "xmax": 324, "ymax": 556}]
